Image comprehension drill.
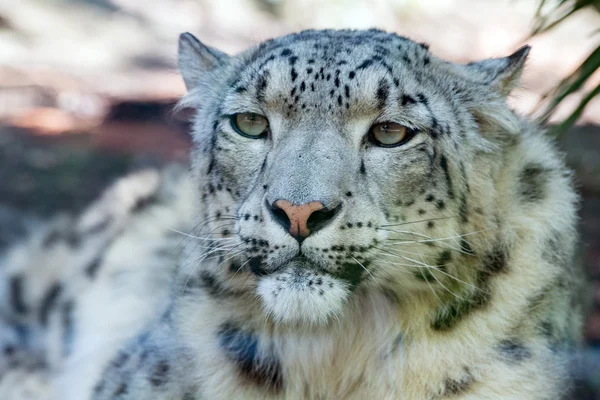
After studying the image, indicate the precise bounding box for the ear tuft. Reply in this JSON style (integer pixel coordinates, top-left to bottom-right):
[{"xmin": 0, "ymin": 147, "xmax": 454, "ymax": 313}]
[
  {"xmin": 464, "ymin": 45, "xmax": 531, "ymax": 96},
  {"xmin": 178, "ymin": 32, "xmax": 229, "ymax": 91}
]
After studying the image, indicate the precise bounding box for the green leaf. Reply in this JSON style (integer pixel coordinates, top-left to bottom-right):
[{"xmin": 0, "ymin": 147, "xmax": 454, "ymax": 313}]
[
  {"xmin": 531, "ymin": 0, "xmax": 600, "ymax": 35},
  {"xmin": 548, "ymin": 81, "xmax": 600, "ymax": 136},
  {"xmin": 538, "ymin": 44, "xmax": 600, "ymax": 122}
]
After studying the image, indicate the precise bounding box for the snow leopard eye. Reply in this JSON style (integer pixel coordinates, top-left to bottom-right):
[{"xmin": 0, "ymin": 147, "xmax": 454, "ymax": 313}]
[
  {"xmin": 231, "ymin": 113, "xmax": 269, "ymax": 138},
  {"xmin": 369, "ymin": 122, "xmax": 416, "ymax": 147}
]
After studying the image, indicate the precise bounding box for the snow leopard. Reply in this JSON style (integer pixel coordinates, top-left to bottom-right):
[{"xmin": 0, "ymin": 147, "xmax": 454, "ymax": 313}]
[{"xmin": 0, "ymin": 29, "xmax": 583, "ymax": 399}]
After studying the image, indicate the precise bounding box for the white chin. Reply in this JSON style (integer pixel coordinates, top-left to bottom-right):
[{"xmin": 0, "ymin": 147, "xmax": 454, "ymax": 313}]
[{"xmin": 256, "ymin": 267, "xmax": 350, "ymax": 326}]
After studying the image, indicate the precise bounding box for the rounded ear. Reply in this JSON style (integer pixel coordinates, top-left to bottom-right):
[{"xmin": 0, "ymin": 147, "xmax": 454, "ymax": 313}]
[
  {"xmin": 462, "ymin": 45, "xmax": 531, "ymax": 96},
  {"xmin": 178, "ymin": 32, "xmax": 230, "ymax": 91}
]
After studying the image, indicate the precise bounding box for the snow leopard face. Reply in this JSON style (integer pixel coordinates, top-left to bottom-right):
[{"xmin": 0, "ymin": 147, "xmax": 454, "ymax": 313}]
[{"xmin": 178, "ymin": 29, "xmax": 528, "ymax": 325}]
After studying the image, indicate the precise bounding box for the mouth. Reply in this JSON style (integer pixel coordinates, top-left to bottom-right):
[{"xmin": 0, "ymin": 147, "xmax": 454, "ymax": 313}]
[
  {"xmin": 251, "ymin": 253, "xmax": 366, "ymax": 288},
  {"xmin": 254, "ymin": 256, "xmax": 360, "ymax": 325}
]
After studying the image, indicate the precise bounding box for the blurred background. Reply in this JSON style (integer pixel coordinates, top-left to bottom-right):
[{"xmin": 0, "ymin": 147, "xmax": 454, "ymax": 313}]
[{"xmin": 0, "ymin": 0, "xmax": 599, "ymax": 397}]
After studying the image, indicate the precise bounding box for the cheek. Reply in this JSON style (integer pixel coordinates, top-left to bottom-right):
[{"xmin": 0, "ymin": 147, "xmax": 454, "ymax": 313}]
[
  {"xmin": 363, "ymin": 148, "xmax": 433, "ymax": 205},
  {"xmin": 214, "ymin": 137, "xmax": 269, "ymax": 195}
]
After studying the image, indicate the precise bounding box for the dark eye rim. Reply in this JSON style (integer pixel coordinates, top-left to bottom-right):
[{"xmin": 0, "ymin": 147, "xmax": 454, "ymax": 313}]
[
  {"xmin": 368, "ymin": 122, "xmax": 418, "ymax": 148},
  {"xmin": 229, "ymin": 113, "xmax": 269, "ymax": 139}
]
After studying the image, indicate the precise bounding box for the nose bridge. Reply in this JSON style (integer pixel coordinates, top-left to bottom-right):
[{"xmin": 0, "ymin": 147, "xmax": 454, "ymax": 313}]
[{"xmin": 266, "ymin": 131, "xmax": 349, "ymax": 207}]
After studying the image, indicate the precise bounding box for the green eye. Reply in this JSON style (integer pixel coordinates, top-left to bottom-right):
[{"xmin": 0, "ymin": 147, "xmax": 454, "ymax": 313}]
[
  {"xmin": 369, "ymin": 122, "xmax": 415, "ymax": 147},
  {"xmin": 231, "ymin": 113, "xmax": 269, "ymax": 138}
]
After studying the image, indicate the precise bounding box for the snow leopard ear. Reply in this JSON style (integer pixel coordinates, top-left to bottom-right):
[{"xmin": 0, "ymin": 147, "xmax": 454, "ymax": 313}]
[
  {"xmin": 178, "ymin": 32, "xmax": 229, "ymax": 91},
  {"xmin": 464, "ymin": 45, "xmax": 531, "ymax": 96}
]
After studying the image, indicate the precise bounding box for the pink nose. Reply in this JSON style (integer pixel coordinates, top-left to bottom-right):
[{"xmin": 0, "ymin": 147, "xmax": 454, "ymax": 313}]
[{"xmin": 272, "ymin": 200, "xmax": 325, "ymax": 240}]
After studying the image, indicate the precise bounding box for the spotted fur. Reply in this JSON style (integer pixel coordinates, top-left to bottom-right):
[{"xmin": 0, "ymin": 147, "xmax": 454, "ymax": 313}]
[{"xmin": 0, "ymin": 29, "xmax": 582, "ymax": 399}]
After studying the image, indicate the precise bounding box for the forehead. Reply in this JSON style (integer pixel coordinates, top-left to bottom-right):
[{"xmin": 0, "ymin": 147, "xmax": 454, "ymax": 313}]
[{"xmin": 227, "ymin": 30, "xmax": 434, "ymax": 114}]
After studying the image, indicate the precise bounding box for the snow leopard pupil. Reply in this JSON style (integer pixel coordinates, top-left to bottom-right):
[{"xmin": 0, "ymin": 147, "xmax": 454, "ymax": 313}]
[
  {"xmin": 370, "ymin": 122, "xmax": 414, "ymax": 147},
  {"xmin": 231, "ymin": 113, "xmax": 269, "ymax": 138}
]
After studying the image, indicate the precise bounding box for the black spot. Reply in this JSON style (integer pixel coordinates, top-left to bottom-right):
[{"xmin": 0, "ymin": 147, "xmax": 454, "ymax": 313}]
[
  {"xmin": 431, "ymin": 288, "xmax": 490, "ymax": 331},
  {"xmin": 39, "ymin": 283, "xmax": 63, "ymax": 326},
  {"xmin": 518, "ymin": 163, "xmax": 549, "ymax": 203},
  {"xmin": 346, "ymin": 192, "xmax": 353, "ymax": 197},
  {"xmin": 432, "ymin": 245, "xmax": 507, "ymax": 331},
  {"xmin": 83, "ymin": 218, "xmax": 111, "ymax": 236},
  {"xmin": 132, "ymin": 194, "xmax": 157, "ymax": 214},
  {"xmin": 149, "ymin": 359, "xmax": 170, "ymax": 387},
  {"xmin": 61, "ymin": 300, "xmax": 74, "ymax": 357},
  {"xmin": 427, "ymin": 221, "xmax": 435, "ymax": 229},
  {"xmin": 85, "ymin": 254, "xmax": 104, "ymax": 279},
  {"xmin": 414, "ymin": 268, "xmax": 436, "ymax": 283},
  {"xmin": 416, "ymin": 93, "xmax": 428, "ymax": 105},
  {"xmin": 206, "ymin": 158, "xmax": 215, "ymax": 175},
  {"xmin": 497, "ymin": 339, "xmax": 532, "ymax": 363},
  {"xmin": 42, "ymin": 230, "xmax": 62, "ymax": 248},
  {"xmin": 182, "ymin": 391, "xmax": 197, "ymax": 400},
  {"xmin": 93, "ymin": 379, "xmax": 106, "ymax": 396},
  {"xmin": 349, "ymin": 71, "xmax": 355, "ymax": 79},
  {"xmin": 249, "ymin": 257, "xmax": 268, "ymax": 276},
  {"xmin": 482, "ymin": 248, "xmax": 507, "ymax": 276},
  {"xmin": 218, "ymin": 322, "xmax": 283, "ymax": 392},
  {"xmin": 423, "ymin": 56, "xmax": 430, "ymax": 65},
  {"xmin": 256, "ymin": 73, "xmax": 269, "ymax": 102},
  {"xmin": 539, "ymin": 320, "xmax": 555, "ymax": 340},
  {"xmin": 440, "ymin": 370, "xmax": 475, "ymax": 397},
  {"xmin": 3, "ymin": 344, "xmax": 15, "ymax": 356},
  {"xmin": 334, "ymin": 76, "xmax": 340, "ymax": 87},
  {"xmin": 360, "ymin": 159, "xmax": 366, "ymax": 175},
  {"xmin": 436, "ymin": 250, "xmax": 452, "ymax": 270},
  {"xmin": 235, "ymin": 86, "xmax": 247, "ymax": 93},
  {"xmin": 375, "ymin": 78, "xmax": 390, "ymax": 109},
  {"xmin": 458, "ymin": 194, "xmax": 468, "ymax": 223},
  {"xmin": 289, "ymin": 56, "xmax": 298, "ymax": 66},
  {"xmin": 344, "ymin": 85, "xmax": 350, "ymax": 98},
  {"xmin": 357, "ymin": 59, "xmax": 373, "ymax": 70},
  {"xmin": 280, "ymin": 48, "xmax": 292, "ymax": 56},
  {"xmin": 418, "ymin": 42, "xmax": 430, "ymax": 50},
  {"xmin": 337, "ymin": 95, "xmax": 342, "ymax": 106},
  {"xmin": 306, "ymin": 67, "xmax": 313, "ymax": 74},
  {"xmin": 113, "ymin": 382, "xmax": 128, "ymax": 396},
  {"xmin": 436, "ymin": 200, "xmax": 445, "ymax": 210},
  {"xmin": 300, "ymin": 81, "xmax": 306, "ymax": 92},
  {"xmin": 112, "ymin": 351, "xmax": 131, "ymax": 369},
  {"xmin": 336, "ymin": 263, "xmax": 363, "ymax": 289},
  {"xmin": 401, "ymin": 94, "xmax": 416, "ymax": 106},
  {"xmin": 425, "ymin": 194, "xmax": 435, "ymax": 202},
  {"xmin": 460, "ymin": 238, "xmax": 474, "ymax": 255},
  {"xmin": 257, "ymin": 55, "xmax": 275, "ymax": 70},
  {"xmin": 439, "ymin": 155, "xmax": 455, "ymax": 199},
  {"xmin": 10, "ymin": 275, "xmax": 28, "ymax": 315}
]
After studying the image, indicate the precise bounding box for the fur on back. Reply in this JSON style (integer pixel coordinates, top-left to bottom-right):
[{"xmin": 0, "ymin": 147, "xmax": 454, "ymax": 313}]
[{"xmin": 0, "ymin": 29, "xmax": 582, "ymax": 400}]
